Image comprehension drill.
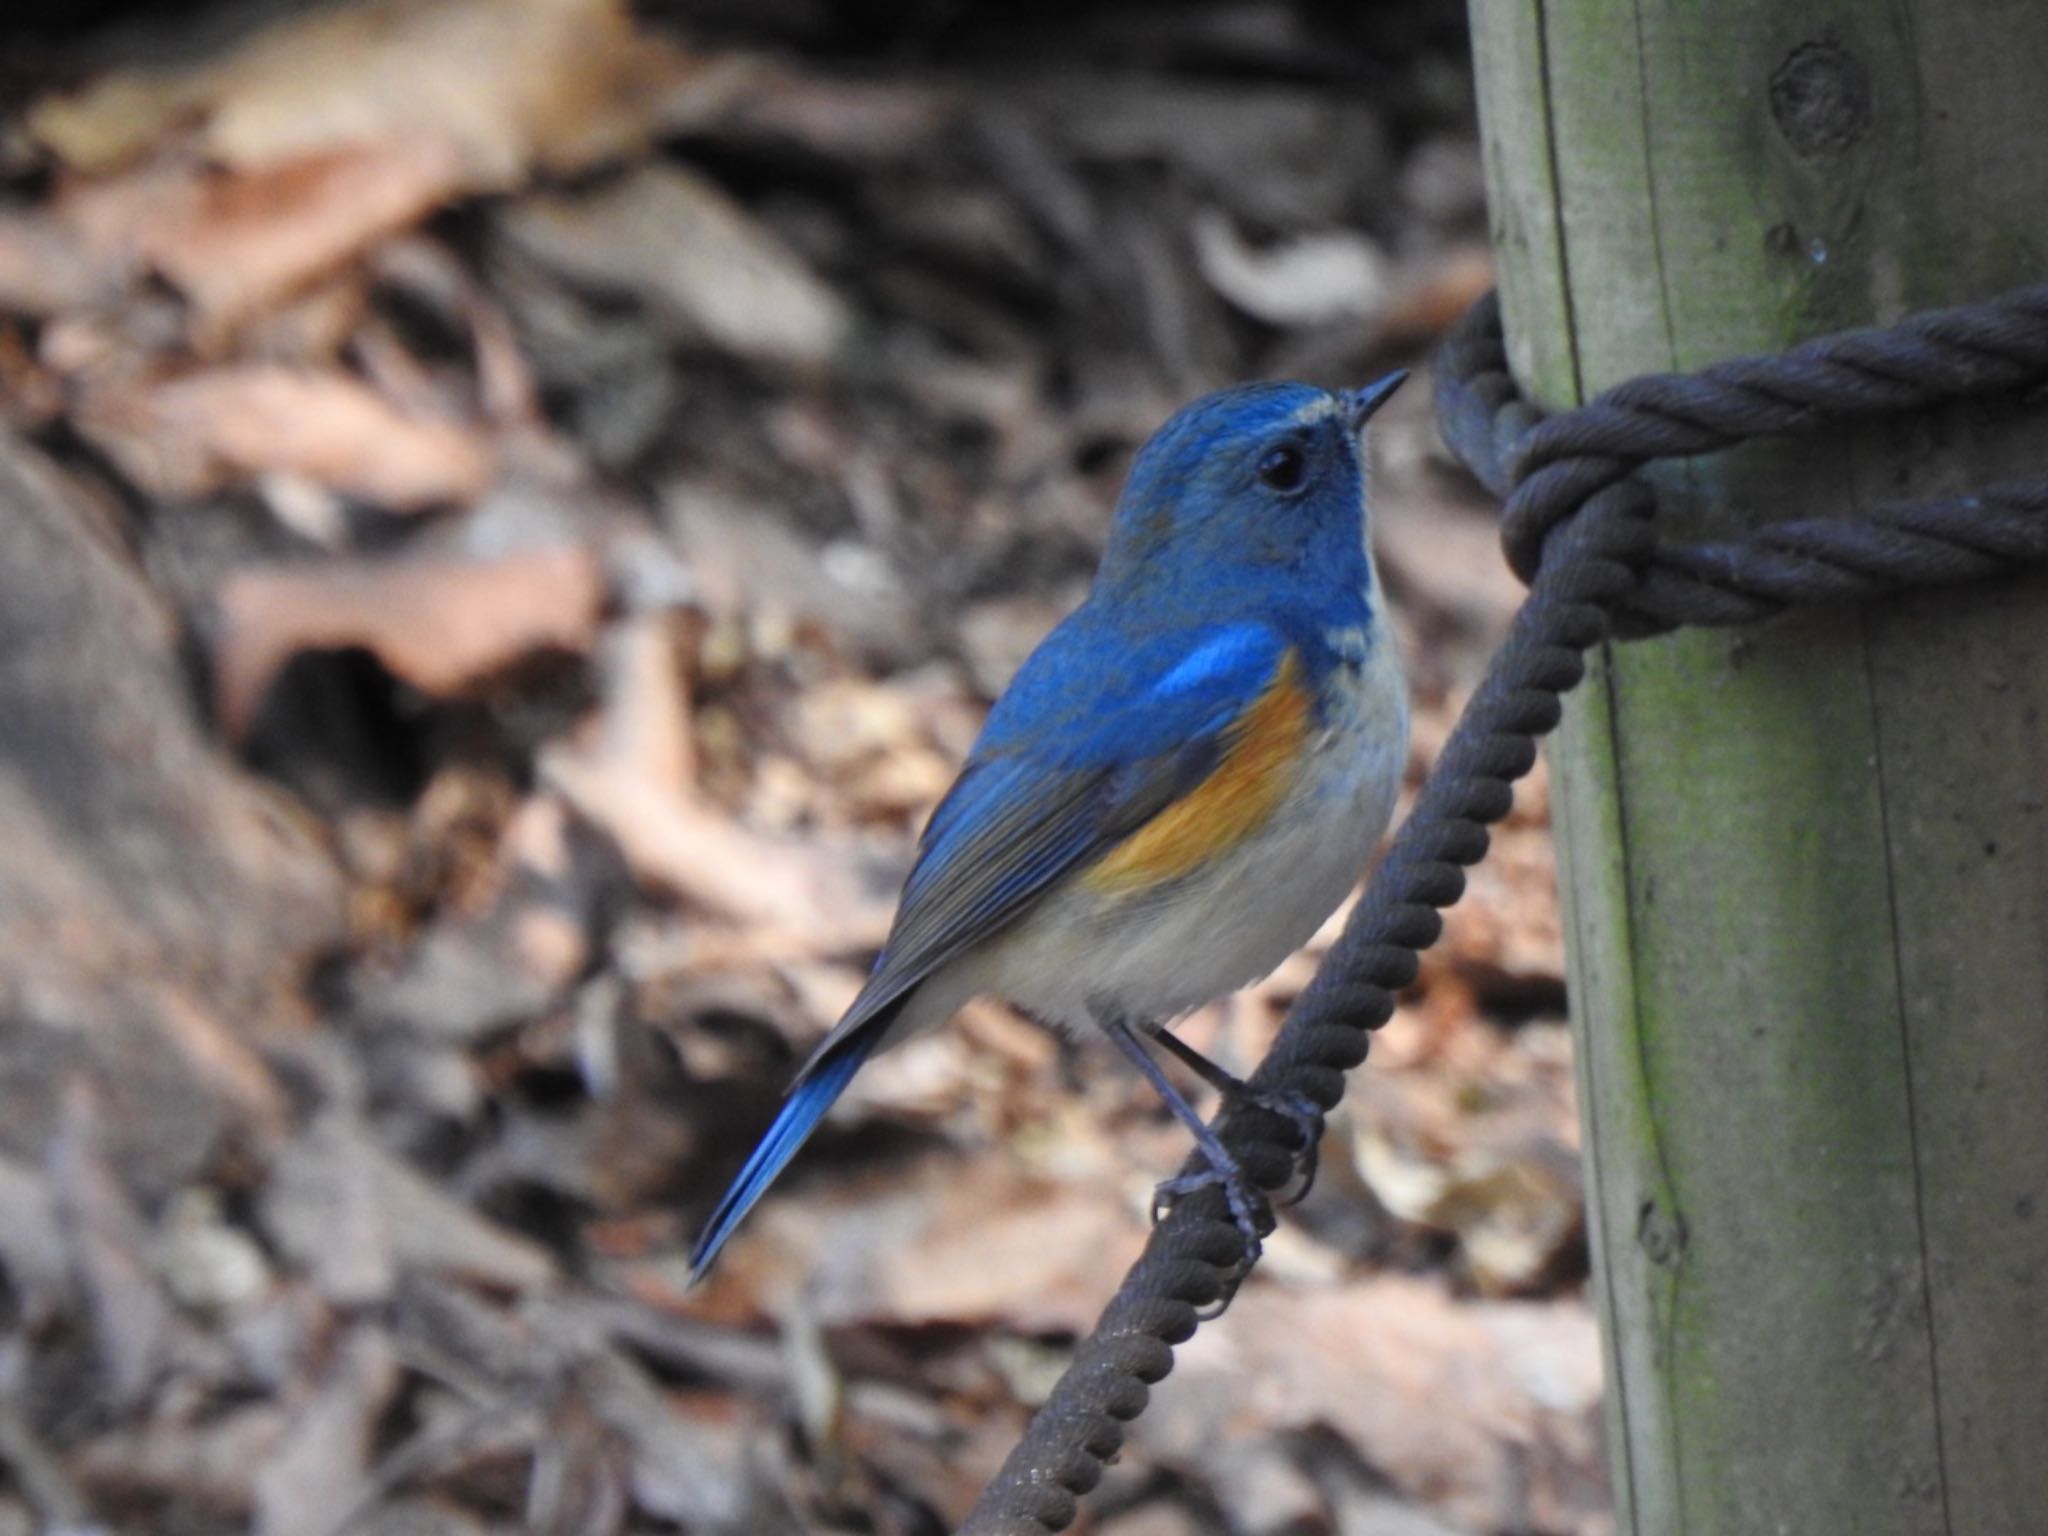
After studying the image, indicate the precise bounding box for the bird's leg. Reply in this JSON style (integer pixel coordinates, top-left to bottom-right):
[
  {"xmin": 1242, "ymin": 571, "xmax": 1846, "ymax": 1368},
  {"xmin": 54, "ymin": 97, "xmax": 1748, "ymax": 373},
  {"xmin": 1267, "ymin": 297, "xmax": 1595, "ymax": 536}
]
[
  {"xmin": 1095, "ymin": 1011, "xmax": 1268, "ymax": 1265},
  {"xmin": 1150, "ymin": 1028, "xmax": 1325, "ymax": 1205}
]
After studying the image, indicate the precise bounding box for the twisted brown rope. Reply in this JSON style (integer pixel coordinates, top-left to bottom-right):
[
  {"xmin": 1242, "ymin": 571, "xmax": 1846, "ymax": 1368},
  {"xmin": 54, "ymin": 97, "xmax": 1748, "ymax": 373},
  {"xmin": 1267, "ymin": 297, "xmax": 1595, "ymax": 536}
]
[
  {"xmin": 959, "ymin": 283, "xmax": 2048, "ymax": 1534},
  {"xmin": 1439, "ymin": 289, "xmax": 2048, "ymax": 629}
]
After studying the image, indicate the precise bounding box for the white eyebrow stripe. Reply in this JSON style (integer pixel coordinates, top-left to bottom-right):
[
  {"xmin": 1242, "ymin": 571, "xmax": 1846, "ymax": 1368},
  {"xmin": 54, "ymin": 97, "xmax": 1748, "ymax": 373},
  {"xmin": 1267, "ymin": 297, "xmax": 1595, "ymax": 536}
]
[{"xmin": 1283, "ymin": 395, "xmax": 1343, "ymax": 428}]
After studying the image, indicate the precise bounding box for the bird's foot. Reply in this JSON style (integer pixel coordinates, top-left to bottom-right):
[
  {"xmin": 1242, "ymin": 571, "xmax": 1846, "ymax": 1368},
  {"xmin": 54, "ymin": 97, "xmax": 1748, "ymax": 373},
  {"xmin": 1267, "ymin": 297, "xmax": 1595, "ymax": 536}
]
[
  {"xmin": 1150, "ymin": 1152, "xmax": 1270, "ymax": 1273},
  {"xmin": 1146, "ymin": 1030, "xmax": 1325, "ymax": 1205},
  {"xmin": 1234, "ymin": 1086, "xmax": 1325, "ymax": 1206}
]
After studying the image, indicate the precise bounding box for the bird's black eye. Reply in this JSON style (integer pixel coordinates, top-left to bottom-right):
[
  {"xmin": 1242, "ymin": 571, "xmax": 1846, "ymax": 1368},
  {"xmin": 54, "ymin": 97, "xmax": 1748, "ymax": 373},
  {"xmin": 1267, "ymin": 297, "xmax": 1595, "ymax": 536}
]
[{"xmin": 1256, "ymin": 443, "xmax": 1309, "ymax": 493}]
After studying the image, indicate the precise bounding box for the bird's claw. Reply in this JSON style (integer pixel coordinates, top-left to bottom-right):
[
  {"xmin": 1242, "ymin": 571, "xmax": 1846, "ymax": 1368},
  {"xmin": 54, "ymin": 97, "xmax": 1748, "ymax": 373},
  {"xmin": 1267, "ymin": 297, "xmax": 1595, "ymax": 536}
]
[
  {"xmin": 1243, "ymin": 1087, "xmax": 1325, "ymax": 1206},
  {"xmin": 1146, "ymin": 1086, "xmax": 1325, "ymax": 1269},
  {"xmin": 1150, "ymin": 1157, "xmax": 1270, "ymax": 1272}
]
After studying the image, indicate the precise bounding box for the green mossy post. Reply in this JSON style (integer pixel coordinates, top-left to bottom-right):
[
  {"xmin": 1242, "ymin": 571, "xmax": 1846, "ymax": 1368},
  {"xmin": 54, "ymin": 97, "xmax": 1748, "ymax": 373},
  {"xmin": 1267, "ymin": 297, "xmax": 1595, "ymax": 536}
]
[{"xmin": 1468, "ymin": 5, "xmax": 2048, "ymax": 1533}]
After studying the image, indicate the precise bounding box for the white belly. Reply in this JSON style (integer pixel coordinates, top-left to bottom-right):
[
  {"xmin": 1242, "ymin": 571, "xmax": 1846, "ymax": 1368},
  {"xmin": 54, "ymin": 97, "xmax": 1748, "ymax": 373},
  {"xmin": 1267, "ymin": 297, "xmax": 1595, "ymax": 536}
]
[{"xmin": 902, "ymin": 618, "xmax": 1408, "ymax": 1039}]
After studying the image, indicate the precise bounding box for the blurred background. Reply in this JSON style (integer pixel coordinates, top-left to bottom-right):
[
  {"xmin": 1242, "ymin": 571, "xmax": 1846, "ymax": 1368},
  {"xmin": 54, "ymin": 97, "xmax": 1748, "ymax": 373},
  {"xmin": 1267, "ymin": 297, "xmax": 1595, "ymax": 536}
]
[{"xmin": 0, "ymin": 2, "xmax": 1601, "ymax": 1532}]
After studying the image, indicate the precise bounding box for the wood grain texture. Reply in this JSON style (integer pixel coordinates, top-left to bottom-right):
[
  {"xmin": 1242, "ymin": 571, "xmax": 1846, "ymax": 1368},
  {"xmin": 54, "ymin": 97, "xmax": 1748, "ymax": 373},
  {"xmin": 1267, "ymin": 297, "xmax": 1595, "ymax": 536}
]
[{"xmin": 1469, "ymin": 3, "xmax": 2048, "ymax": 1531}]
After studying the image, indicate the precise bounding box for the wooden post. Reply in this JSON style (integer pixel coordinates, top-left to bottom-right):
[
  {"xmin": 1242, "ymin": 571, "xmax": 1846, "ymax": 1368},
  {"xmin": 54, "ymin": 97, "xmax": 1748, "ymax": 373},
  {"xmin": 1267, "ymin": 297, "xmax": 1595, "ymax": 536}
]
[{"xmin": 1469, "ymin": 5, "xmax": 2048, "ymax": 1533}]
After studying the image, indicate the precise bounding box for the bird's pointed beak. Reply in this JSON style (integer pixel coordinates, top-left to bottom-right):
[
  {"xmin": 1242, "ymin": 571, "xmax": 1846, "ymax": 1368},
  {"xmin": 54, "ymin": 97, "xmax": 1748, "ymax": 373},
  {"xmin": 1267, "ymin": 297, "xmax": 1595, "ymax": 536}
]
[{"xmin": 1345, "ymin": 369, "xmax": 1409, "ymax": 432}]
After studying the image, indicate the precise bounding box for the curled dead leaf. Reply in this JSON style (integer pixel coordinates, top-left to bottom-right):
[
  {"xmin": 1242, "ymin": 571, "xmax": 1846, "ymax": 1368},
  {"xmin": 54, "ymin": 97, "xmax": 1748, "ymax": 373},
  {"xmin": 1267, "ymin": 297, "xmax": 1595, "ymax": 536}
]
[
  {"xmin": 212, "ymin": 544, "xmax": 605, "ymax": 742},
  {"xmin": 1193, "ymin": 206, "xmax": 1388, "ymax": 327}
]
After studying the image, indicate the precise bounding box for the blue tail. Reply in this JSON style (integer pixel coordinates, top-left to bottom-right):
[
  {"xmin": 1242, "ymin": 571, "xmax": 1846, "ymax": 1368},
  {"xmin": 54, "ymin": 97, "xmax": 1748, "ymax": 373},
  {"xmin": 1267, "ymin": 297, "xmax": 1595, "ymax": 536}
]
[{"xmin": 688, "ymin": 1028, "xmax": 882, "ymax": 1281}]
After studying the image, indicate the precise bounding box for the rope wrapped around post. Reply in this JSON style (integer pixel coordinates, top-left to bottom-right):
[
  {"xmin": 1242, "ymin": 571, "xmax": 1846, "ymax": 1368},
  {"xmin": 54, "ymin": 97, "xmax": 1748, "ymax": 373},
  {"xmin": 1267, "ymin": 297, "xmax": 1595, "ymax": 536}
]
[
  {"xmin": 958, "ymin": 282, "xmax": 2048, "ymax": 1535},
  {"xmin": 1440, "ymin": 288, "xmax": 2048, "ymax": 631}
]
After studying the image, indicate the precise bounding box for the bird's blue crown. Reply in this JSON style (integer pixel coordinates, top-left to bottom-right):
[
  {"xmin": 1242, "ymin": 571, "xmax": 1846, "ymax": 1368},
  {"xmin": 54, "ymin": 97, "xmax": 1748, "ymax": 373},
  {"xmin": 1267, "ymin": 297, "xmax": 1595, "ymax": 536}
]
[{"xmin": 1093, "ymin": 378, "xmax": 1393, "ymax": 658}]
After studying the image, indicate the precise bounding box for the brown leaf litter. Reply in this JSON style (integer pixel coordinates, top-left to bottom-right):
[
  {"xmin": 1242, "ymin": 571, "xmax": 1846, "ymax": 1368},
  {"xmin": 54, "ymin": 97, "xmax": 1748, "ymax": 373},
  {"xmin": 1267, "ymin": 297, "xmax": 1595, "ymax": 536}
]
[{"xmin": 0, "ymin": 3, "xmax": 1594, "ymax": 1532}]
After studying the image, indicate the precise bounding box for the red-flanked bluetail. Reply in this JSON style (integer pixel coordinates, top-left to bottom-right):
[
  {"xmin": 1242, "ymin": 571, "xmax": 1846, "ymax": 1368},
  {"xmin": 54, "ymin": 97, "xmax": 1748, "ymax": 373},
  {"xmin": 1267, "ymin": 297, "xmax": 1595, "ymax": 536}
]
[{"xmin": 690, "ymin": 372, "xmax": 1410, "ymax": 1279}]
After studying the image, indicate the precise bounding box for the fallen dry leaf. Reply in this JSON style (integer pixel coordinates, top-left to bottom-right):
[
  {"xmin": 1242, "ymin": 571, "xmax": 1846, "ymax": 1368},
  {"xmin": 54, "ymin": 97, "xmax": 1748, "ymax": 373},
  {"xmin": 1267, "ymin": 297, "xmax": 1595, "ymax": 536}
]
[
  {"xmin": 0, "ymin": 432, "xmax": 340, "ymax": 1209},
  {"xmin": 29, "ymin": 0, "xmax": 703, "ymax": 182},
  {"xmin": 0, "ymin": 1157, "xmax": 70, "ymax": 1317},
  {"xmin": 866, "ymin": 1161, "xmax": 1149, "ymax": 1335},
  {"xmin": 588, "ymin": 615, "xmax": 697, "ymax": 799},
  {"xmin": 140, "ymin": 983, "xmax": 295, "ymax": 1146},
  {"xmin": 1193, "ymin": 207, "xmax": 1388, "ymax": 327},
  {"xmin": 135, "ymin": 147, "xmax": 464, "ymax": 344},
  {"xmin": 72, "ymin": 1400, "xmax": 291, "ymax": 1521},
  {"xmin": 15, "ymin": 0, "xmax": 725, "ymax": 341},
  {"xmin": 543, "ymin": 613, "xmax": 897, "ymax": 950},
  {"xmin": 1346, "ymin": 1016, "xmax": 1583, "ymax": 1294},
  {"xmin": 360, "ymin": 793, "xmax": 605, "ymax": 1044},
  {"xmin": 1154, "ymin": 1276, "xmax": 1604, "ymax": 1536},
  {"xmin": 704, "ymin": 65, "xmax": 959, "ymax": 163},
  {"xmin": 76, "ymin": 364, "xmax": 493, "ymax": 508},
  {"xmin": 264, "ymin": 1110, "xmax": 557, "ymax": 1303},
  {"xmin": 252, "ymin": 1327, "xmax": 399, "ymax": 1536},
  {"xmin": 49, "ymin": 1085, "xmax": 181, "ymax": 1411},
  {"xmin": 500, "ymin": 163, "xmax": 849, "ymax": 369},
  {"xmin": 1439, "ymin": 818, "xmax": 1565, "ymax": 986},
  {"xmin": 582, "ymin": 1358, "xmax": 757, "ymax": 1531},
  {"xmin": 0, "ymin": 144, "xmax": 467, "ymax": 341},
  {"xmin": 260, "ymin": 1112, "xmax": 395, "ymax": 1309},
  {"xmin": 0, "ymin": 323, "xmax": 64, "ymax": 433},
  {"xmin": 154, "ymin": 1187, "xmax": 272, "ymax": 1314},
  {"xmin": 212, "ymin": 543, "xmax": 605, "ymax": 741},
  {"xmin": 0, "ymin": 208, "xmax": 104, "ymax": 315},
  {"xmin": 786, "ymin": 676, "xmax": 959, "ymax": 818},
  {"xmin": 547, "ymin": 744, "xmax": 896, "ymax": 952},
  {"xmin": 1200, "ymin": 1436, "xmax": 1327, "ymax": 1536}
]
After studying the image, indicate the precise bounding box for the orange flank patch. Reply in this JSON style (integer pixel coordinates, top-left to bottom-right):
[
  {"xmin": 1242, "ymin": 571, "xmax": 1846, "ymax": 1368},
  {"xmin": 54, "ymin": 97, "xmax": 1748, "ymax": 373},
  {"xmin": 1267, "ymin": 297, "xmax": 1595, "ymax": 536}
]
[{"xmin": 1085, "ymin": 649, "xmax": 1311, "ymax": 892}]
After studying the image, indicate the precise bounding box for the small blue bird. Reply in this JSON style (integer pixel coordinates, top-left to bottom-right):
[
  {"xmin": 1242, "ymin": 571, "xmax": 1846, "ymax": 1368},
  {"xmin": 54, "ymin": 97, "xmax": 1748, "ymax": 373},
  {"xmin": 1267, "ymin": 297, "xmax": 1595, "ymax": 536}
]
[{"xmin": 690, "ymin": 372, "xmax": 1410, "ymax": 1278}]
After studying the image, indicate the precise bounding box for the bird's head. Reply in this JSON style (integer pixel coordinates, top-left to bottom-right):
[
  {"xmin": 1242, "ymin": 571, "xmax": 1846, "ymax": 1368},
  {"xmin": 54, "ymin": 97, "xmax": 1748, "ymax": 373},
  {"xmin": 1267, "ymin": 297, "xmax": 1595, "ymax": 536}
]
[{"xmin": 1095, "ymin": 373, "xmax": 1406, "ymax": 615}]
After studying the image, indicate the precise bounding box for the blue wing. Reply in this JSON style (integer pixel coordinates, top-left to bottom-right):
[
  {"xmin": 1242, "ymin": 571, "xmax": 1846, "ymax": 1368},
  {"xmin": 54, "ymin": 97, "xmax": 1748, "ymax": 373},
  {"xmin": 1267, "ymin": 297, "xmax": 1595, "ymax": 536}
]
[{"xmin": 789, "ymin": 616, "xmax": 1291, "ymax": 1082}]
